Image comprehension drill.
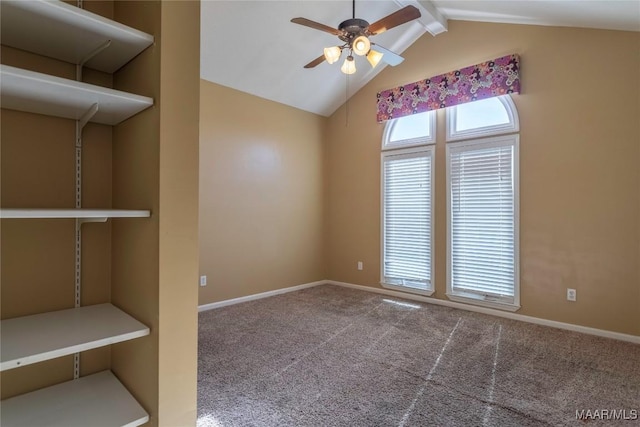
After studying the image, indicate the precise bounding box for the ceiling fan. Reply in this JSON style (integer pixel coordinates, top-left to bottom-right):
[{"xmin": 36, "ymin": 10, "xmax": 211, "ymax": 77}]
[{"xmin": 291, "ymin": 0, "xmax": 421, "ymax": 74}]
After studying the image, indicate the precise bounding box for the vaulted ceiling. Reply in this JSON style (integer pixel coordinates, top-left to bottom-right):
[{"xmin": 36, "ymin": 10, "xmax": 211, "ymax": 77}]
[{"xmin": 200, "ymin": 1, "xmax": 639, "ymax": 117}]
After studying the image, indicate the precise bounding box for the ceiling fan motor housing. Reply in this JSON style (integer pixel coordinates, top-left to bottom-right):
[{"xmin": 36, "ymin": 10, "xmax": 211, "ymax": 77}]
[{"xmin": 338, "ymin": 18, "xmax": 370, "ymax": 42}]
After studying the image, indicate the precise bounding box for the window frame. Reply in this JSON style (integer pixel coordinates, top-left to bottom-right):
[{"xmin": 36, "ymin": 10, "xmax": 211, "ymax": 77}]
[
  {"xmin": 445, "ymin": 134, "xmax": 520, "ymax": 312},
  {"xmin": 380, "ymin": 145, "xmax": 435, "ymax": 297},
  {"xmin": 382, "ymin": 110, "xmax": 436, "ymax": 151},
  {"xmin": 446, "ymin": 96, "xmax": 519, "ymax": 142}
]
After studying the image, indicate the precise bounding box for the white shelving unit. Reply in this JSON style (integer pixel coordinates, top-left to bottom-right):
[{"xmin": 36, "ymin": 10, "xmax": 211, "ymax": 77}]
[
  {"xmin": 1, "ymin": 304, "xmax": 150, "ymax": 371},
  {"xmin": 0, "ymin": 1, "xmax": 154, "ymax": 426},
  {"xmin": 1, "ymin": 0, "xmax": 154, "ymax": 73},
  {"xmin": 0, "ymin": 209, "xmax": 151, "ymax": 219},
  {"xmin": 1, "ymin": 65, "xmax": 153, "ymax": 126},
  {"xmin": 0, "ymin": 371, "xmax": 150, "ymax": 427}
]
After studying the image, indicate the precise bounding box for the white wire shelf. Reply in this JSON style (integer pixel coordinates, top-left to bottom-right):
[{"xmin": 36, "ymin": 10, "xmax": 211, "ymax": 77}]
[
  {"xmin": 0, "ymin": 0, "xmax": 154, "ymax": 74},
  {"xmin": 0, "ymin": 65, "xmax": 153, "ymax": 125},
  {"xmin": 0, "ymin": 370, "xmax": 149, "ymax": 427},
  {"xmin": 0, "ymin": 304, "xmax": 150, "ymax": 372}
]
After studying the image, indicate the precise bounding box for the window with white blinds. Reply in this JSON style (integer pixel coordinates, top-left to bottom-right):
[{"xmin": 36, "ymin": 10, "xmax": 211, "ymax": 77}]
[
  {"xmin": 446, "ymin": 135, "xmax": 519, "ymax": 309},
  {"xmin": 381, "ymin": 146, "xmax": 434, "ymax": 294},
  {"xmin": 445, "ymin": 95, "xmax": 520, "ymax": 311}
]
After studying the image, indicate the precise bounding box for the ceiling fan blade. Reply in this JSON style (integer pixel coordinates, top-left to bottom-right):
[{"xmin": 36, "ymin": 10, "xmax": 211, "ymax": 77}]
[
  {"xmin": 304, "ymin": 54, "xmax": 327, "ymax": 69},
  {"xmin": 291, "ymin": 17, "xmax": 342, "ymax": 36},
  {"xmin": 367, "ymin": 5, "xmax": 421, "ymax": 35},
  {"xmin": 371, "ymin": 44, "xmax": 404, "ymax": 66}
]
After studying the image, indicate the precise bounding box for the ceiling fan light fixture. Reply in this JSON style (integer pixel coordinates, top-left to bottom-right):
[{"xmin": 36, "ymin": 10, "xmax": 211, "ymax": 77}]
[
  {"xmin": 341, "ymin": 55, "xmax": 356, "ymax": 74},
  {"xmin": 352, "ymin": 35, "xmax": 370, "ymax": 56},
  {"xmin": 323, "ymin": 46, "xmax": 342, "ymax": 64},
  {"xmin": 366, "ymin": 49, "xmax": 384, "ymax": 68},
  {"xmin": 292, "ymin": 2, "xmax": 420, "ymax": 72}
]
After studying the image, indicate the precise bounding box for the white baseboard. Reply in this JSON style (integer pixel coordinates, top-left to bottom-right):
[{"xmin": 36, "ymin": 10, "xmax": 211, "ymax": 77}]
[
  {"xmin": 198, "ymin": 280, "xmax": 326, "ymax": 312},
  {"xmin": 198, "ymin": 279, "xmax": 639, "ymax": 344},
  {"xmin": 327, "ymin": 280, "xmax": 640, "ymax": 345}
]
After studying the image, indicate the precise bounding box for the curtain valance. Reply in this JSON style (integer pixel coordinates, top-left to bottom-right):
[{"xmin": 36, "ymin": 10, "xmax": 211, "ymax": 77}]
[{"xmin": 376, "ymin": 54, "xmax": 520, "ymax": 123}]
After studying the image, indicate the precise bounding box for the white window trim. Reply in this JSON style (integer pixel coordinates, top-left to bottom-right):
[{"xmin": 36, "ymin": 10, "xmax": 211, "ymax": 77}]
[
  {"xmin": 446, "ymin": 134, "xmax": 520, "ymax": 311},
  {"xmin": 382, "ymin": 282, "xmax": 434, "ymax": 297},
  {"xmin": 382, "ymin": 110, "xmax": 436, "ymax": 151},
  {"xmin": 380, "ymin": 145, "xmax": 435, "ymax": 297},
  {"xmin": 446, "ymin": 95, "xmax": 519, "ymax": 142}
]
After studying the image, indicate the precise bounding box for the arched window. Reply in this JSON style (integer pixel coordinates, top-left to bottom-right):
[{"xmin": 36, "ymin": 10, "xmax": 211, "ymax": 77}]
[
  {"xmin": 445, "ymin": 95, "xmax": 520, "ymax": 311},
  {"xmin": 380, "ymin": 111, "xmax": 435, "ymax": 295},
  {"xmin": 382, "ymin": 111, "xmax": 435, "ymax": 150},
  {"xmin": 447, "ymin": 96, "xmax": 519, "ymax": 141}
]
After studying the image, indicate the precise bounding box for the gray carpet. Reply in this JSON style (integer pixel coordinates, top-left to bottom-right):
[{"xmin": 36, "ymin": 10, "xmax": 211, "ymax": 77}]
[{"xmin": 197, "ymin": 285, "xmax": 640, "ymax": 426}]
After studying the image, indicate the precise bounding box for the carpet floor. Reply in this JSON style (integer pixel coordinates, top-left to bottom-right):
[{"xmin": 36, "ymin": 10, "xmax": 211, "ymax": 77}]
[{"xmin": 197, "ymin": 285, "xmax": 640, "ymax": 426}]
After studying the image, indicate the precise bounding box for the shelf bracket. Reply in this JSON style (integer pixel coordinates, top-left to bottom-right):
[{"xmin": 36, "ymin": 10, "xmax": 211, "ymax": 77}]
[
  {"xmin": 75, "ymin": 39, "xmax": 112, "ymax": 81},
  {"xmin": 78, "ymin": 103, "xmax": 99, "ymax": 135},
  {"xmin": 78, "ymin": 218, "xmax": 108, "ymax": 225}
]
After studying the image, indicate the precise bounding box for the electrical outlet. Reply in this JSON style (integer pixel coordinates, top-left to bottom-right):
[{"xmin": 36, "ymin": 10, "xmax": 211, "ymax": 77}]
[
  {"xmin": 200, "ymin": 275, "xmax": 207, "ymax": 287},
  {"xmin": 357, "ymin": 261, "xmax": 363, "ymax": 271},
  {"xmin": 567, "ymin": 288, "xmax": 576, "ymax": 302}
]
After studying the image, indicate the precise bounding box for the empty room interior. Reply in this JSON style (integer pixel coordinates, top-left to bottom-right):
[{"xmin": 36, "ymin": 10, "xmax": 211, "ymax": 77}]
[{"xmin": 0, "ymin": 0, "xmax": 638, "ymax": 426}]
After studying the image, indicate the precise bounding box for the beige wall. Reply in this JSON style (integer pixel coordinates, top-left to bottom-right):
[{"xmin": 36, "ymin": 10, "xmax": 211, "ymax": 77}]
[
  {"xmin": 157, "ymin": 1, "xmax": 200, "ymax": 425},
  {"xmin": 112, "ymin": 2, "xmax": 161, "ymax": 422},
  {"xmin": 325, "ymin": 21, "xmax": 640, "ymax": 336},
  {"xmin": 113, "ymin": 1, "xmax": 200, "ymax": 426},
  {"xmin": 199, "ymin": 80, "xmax": 326, "ymax": 304}
]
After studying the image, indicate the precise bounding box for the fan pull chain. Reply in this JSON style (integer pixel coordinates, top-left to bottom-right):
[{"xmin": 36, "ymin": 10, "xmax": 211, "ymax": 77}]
[{"xmin": 345, "ymin": 72, "xmax": 350, "ymax": 127}]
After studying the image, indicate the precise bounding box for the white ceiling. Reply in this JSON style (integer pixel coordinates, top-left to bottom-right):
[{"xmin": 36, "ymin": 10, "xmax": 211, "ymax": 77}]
[{"xmin": 200, "ymin": 0, "xmax": 640, "ymax": 117}]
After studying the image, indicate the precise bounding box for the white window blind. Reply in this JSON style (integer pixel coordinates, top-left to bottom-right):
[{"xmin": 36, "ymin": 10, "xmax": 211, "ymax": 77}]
[
  {"xmin": 448, "ymin": 137, "xmax": 517, "ymax": 303},
  {"xmin": 382, "ymin": 148, "xmax": 433, "ymax": 292}
]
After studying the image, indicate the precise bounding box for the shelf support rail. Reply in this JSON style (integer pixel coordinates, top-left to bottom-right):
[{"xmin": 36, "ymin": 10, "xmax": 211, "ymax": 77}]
[
  {"xmin": 71, "ymin": 16, "xmax": 111, "ymax": 380},
  {"xmin": 74, "ymin": 102, "xmax": 98, "ymax": 380},
  {"xmin": 75, "ymin": 102, "xmax": 98, "ymax": 211}
]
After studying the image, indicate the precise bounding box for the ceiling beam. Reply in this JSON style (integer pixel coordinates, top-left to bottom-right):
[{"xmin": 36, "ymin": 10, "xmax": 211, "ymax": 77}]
[{"xmin": 393, "ymin": 0, "xmax": 448, "ymax": 35}]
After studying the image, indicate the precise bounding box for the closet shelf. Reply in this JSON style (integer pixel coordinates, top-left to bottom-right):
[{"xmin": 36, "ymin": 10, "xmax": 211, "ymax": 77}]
[
  {"xmin": 0, "ymin": 370, "xmax": 149, "ymax": 427},
  {"xmin": 0, "ymin": 65, "xmax": 153, "ymax": 126},
  {"xmin": 0, "ymin": 0, "xmax": 154, "ymax": 74},
  {"xmin": 0, "ymin": 209, "xmax": 151, "ymax": 219},
  {"xmin": 0, "ymin": 304, "xmax": 150, "ymax": 372}
]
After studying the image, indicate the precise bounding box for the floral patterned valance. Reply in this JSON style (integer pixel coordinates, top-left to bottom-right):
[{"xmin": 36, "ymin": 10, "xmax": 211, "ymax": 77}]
[{"xmin": 376, "ymin": 54, "xmax": 521, "ymax": 123}]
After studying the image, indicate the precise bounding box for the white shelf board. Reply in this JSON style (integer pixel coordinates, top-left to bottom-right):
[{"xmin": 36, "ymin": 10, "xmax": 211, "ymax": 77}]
[
  {"xmin": 0, "ymin": 304, "xmax": 150, "ymax": 371},
  {"xmin": 0, "ymin": 208, "xmax": 150, "ymax": 219},
  {"xmin": 1, "ymin": 0, "xmax": 154, "ymax": 74},
  {"xmin": 0, "ymin": 370, "xmax": 149, "ymax": 427},
  {"xmin": 0, "ymin": 65, "xmax": 153, "ymax": 125}
]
